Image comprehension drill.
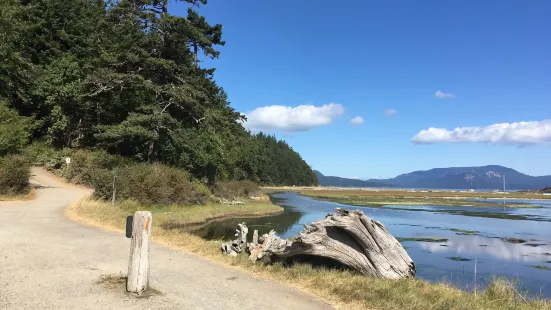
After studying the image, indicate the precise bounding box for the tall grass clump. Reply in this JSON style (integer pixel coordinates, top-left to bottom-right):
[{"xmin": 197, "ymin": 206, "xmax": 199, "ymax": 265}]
[{"xmin": 0, "ymin": 155, "xmax": 31, "ymax": 195}]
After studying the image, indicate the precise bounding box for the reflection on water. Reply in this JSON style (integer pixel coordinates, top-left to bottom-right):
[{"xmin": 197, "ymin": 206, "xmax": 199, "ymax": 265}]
[
  {"xmin": 420, "ymin": 236, "xmax": 551, "ymax": 262},
  {"xmin": 192, "ymin": 192, "xmax": 551, "ymax": 298},
  {"xmin": 192, "ymin": 207, "xmax": 303, "ymax": 240}
]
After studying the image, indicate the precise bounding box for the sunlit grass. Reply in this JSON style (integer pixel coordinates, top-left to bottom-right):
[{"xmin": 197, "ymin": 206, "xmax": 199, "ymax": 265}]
[
  {"xmin": 0, "ymin": 188, "xmax": 36, "ymax": 202},
  {"xmin": 296, "ymin": 189, "xmax": 545, "ymax": 208},
  {"xmin": 67, "ymin": 198, "xmax": 551, "ymax": 310}
]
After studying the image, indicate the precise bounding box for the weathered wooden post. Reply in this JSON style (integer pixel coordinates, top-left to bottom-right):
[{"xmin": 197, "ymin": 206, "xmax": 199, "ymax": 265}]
[
  {"xmin": 127, "ymin": 211, "xmax": 152, "ymax": 295},
  {"xmin": 111, "ymin": 174, "xmax": 117, "ymax": 207},
  {"xmin": 252, "ymin": 230, "xmax": 259, "ymax": 245}
]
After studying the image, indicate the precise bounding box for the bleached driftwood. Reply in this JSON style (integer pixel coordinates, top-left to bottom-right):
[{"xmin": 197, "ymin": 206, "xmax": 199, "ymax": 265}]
[
  {"xmin": 221, "ymin": 222, "xmax": 248, "ymax": 256},
  {"xmin": 252, "ymin": 230, "xmax": 259, "ymax": 245},
  {"xmin": 248, "ymin": 208, "xmax": 415, "ymax": 279},
  {"xmin": 127, "ymin": 211, "xmax": 152, "ymax": 294},
  {"xmin": 218, "ymin": 197, "xmax": 245, "ymax": 205}
]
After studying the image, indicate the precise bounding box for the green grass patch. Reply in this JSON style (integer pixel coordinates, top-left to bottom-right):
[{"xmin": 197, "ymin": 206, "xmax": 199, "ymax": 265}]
[
  {"xmin": 503, "ymin": 238, "xmax": 527, "ymax": 244},
  {"xmin": 530, "ymin": 265, "xmax": 551, "ymax": 271},
  {"xmin": 298, "ymin": 190, "xmax": 543, "ymax": 209},
  {"xmin": 448, "ymin": 257, "xmax": 472, "ymax": 262},
  {"xmin": 525, "ymin": 243, "xmax": 547, "ymax": 247},
  {"xmin": 450, "ymin": 228, "xmax": 480, "ymax": 235}
]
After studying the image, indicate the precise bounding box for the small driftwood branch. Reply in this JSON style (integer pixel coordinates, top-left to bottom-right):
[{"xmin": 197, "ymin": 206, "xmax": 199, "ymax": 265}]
[
  {"xmin": 221, "ymin": 222, "xmax": 248, "ymax": 256},
  {"xmin": 218, "ymin": 197, "xmax": 245, "ymax": 205}
]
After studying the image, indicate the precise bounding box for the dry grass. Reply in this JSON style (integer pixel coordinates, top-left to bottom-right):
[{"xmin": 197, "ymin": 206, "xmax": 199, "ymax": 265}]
[
  {"xmin": 264, "ymin": 186, "xmax": 551, "ymax": 199},
  {"xmin": 67, "ymin": 198, "xmax": 551, "ymax": 310},
  {"xmin": 0, "ymin": 188, "xmax": 36, "ymax": 202}
]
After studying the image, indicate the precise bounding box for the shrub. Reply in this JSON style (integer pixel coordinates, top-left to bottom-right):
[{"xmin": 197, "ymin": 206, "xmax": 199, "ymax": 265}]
[
  {"xmin": 0, "ymin": 102, "xmax": 32, "ymax": 156},
  {"xmin": 23, "ymin": 146, "xmax": 212, "ymax": 205},
  {"xmin": 213, "ymin": 180, "xmax": 259, "ymax": 199},
  {"xmin": 91, "ymin": 163, "xmax": 212, "ymax": 205},
  {"xmin": 0, "ymin": 155, "xmax": 31, "ymax": 195},
  {"xmin": 25, "ymin": 146, "xmax": 133, "ymax": 186},
  {"xmin": 63, "ymin": 149, "xmax": 132, "ymax": 186}
]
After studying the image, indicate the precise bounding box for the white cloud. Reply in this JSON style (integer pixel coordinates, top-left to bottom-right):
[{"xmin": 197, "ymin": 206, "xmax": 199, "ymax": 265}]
[
  {"xmin": 243, "ymin": 103, "xmax": 344, "ymax": 132},
  {"xmin": 434, "ymin": 90, "xmax": 455, "ymax": 99},
  {"xmin": 411, "ymin": 120, "xmax": 551, "ymax": 145},
  {"xmin": 349, "ymin": 116, "xmax": 364, "ymax": 125},
  {"xmin": 384, "ymin": 109, "xmax": 397, "ymax": 116}
]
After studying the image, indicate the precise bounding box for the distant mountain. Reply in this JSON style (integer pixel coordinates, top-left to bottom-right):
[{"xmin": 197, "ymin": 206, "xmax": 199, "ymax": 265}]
[
  {"xmin": 314, "ymin": 171, "xmax": 391, "ymax": 188},
  {"xmin": 368, "ymin": 165, "xmax": 551, "ymax": 190}
]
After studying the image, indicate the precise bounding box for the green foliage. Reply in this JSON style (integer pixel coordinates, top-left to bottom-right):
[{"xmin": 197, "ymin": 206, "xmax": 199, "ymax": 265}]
[
  {"xmin": 0, "ymin": 101, "xmax": 32, "ymax": 155},
  {"xmin": 91, "ymin": 163, "xmax": 211, "ymax": 205},
  {"xmin": 213, "ymin": 180, "xmax": 259, "ymax": 199},
  {"xmin": 63, "ymin": 150, "xmax": 133, "ymax": 186},
  {"xmin": 0, "ymin": 155, "xmax": 31, "ymax": 195},
  {"xmin": 0, "ymin": 0, "xmax": 318, "ymax": 187},
  {"xmin": 32, "ymin": 147, "xmax": 211, "ymax": 205}
]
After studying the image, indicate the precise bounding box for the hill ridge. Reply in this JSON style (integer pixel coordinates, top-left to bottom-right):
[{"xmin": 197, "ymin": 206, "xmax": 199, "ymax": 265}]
[{"xmin": 317, "ymin": 165, "xmax": 551, "ymax": 190}]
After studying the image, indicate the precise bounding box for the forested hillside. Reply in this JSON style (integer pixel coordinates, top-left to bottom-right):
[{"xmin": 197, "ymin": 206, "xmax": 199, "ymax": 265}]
[{"xmin": 0, "ymin": 0, "xmax": 317, "ymax": 186}]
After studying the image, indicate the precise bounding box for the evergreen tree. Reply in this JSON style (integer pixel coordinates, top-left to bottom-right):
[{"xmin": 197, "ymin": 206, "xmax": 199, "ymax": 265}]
[{"xmin": 0, "ymin": 0, "xmax": 318, "ymax": 186}]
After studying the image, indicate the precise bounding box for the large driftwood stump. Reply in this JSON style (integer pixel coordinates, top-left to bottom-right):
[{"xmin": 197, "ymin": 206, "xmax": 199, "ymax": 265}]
[{"xmin": 249, "ymin": 208, "xmax": 415, "ymax": 279}]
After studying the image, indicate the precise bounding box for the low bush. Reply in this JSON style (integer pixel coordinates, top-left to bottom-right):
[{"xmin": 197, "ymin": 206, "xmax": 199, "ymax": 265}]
[
  {"xmin": 63, "ymin": 149, "xmax": 132, "ymax": 186},
  {"xmin": 0, "ymin": 101, "xmax": 32, "ymax": 156},
  {"xmin": 25, "ymin": 146, "xmax": 214, "ymax": 205},
  {"xmin": 0, "ymin": 155, "xmax": 31, "ymax": 195},
  {"xmin": 91, "ymin": 163, "xmax": 212, "ymax": 205},
  {"xmin": 213, "ymin": 180, "xmax": 259, "ymax": 198}
]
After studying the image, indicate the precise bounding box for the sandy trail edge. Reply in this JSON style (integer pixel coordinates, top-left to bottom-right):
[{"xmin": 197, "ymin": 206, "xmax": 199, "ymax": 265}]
[{"xmin": 0, "ymin": 167, "xmax": 331, "ymax": 310}]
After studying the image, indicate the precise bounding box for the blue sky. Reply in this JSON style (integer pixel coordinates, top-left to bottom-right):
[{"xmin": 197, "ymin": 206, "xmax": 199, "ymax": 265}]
[{"xmin": 172, "ymin": 0, "xmax": 550, "ymax": 179}]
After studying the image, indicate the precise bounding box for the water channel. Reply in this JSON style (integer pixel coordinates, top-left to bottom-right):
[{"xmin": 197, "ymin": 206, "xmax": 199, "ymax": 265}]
[{"xmin": 192, "ymin": 192, "xmax": 551, "ymax": 297}]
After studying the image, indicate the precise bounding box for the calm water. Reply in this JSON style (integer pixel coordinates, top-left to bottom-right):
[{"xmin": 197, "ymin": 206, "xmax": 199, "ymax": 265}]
[{"xmin": 192, "ymin": 193, "xmax": 551, "ymax": 297}]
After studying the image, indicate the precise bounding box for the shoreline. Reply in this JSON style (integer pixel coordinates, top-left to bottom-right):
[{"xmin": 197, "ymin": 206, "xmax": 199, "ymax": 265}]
[
  {"xmin": 263, "ymin": 188, "xmax": 550, "ymax": 208},
  {"xmin": 263, "ymin": 186, "xmax": 551, "ymax": 200},
  {"xmin": 66, "ymin": 197, "xmax": 551, "ymax": 310}
]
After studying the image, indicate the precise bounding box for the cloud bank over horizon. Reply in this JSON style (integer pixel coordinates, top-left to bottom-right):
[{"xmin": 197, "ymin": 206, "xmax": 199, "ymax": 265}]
[
  {"xmin": 243, "ymin": 103, "xmax": 344, "ymax": 132},
  {"xmin": 412, "ymin": 120, "xmax": 551, "ymax": 145}
]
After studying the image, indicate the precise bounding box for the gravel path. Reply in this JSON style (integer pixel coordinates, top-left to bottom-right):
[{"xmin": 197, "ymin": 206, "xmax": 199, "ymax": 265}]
[{"xmin": 0, "ymin": 167, "xmax": 331, "ymax": 310}]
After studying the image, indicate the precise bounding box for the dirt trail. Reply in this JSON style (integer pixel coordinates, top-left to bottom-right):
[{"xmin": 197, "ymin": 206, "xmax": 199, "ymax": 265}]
[{"xmin": 0, "ymin": 167, "xmax": 331, "ymax": 310}]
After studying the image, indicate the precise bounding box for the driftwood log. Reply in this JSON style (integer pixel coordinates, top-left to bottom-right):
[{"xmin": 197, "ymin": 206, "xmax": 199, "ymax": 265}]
[
  {"xmin": 218, "ymin": 196, "xmax": 245, "ymax": 205},
  {"xmin": 248, "ymin": 208, "xmax": 415, "ymax": 279},
  {"xmin": 221, "ymin": 222, "xmax": 248, "ymax": 256}
]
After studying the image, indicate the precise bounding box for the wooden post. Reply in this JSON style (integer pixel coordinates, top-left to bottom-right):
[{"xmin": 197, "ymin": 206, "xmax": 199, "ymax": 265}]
[
  {"xmin": 474, "ymin": 258, "xmax": 477, "ymax": 296},
  {"xmin": 127, "ymin": 211, "xmax": 152, "ymax": 295},
  {"xmin": 111, "ymin": 175, "xmax": 117, "ymax": 207},
  {"xmin": 252, "ymin": 230, "xmax": 259, "ymax": 245}
]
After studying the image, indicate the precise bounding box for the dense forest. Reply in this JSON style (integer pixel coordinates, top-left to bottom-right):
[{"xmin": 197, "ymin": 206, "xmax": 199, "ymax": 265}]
[{"xmin": 0, "ymin": 0, "xmax": 318, "ymax": 186}]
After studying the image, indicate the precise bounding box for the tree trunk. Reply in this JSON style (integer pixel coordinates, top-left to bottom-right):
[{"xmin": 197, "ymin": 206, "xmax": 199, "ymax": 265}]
[
  {"xmin": 147, "ymin": 140, "xmax": 157, "ymax": 162},
  {"xmin": 193, "ymin": 42, "xmax": 198, "ymax": 67},
  {"xmin": 249, "ymin": 208, "xmax": 415, "ymax": 279},
  {"xmin": 162, "ymin": 0, "xmax": 169, "ymax": 15}
]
